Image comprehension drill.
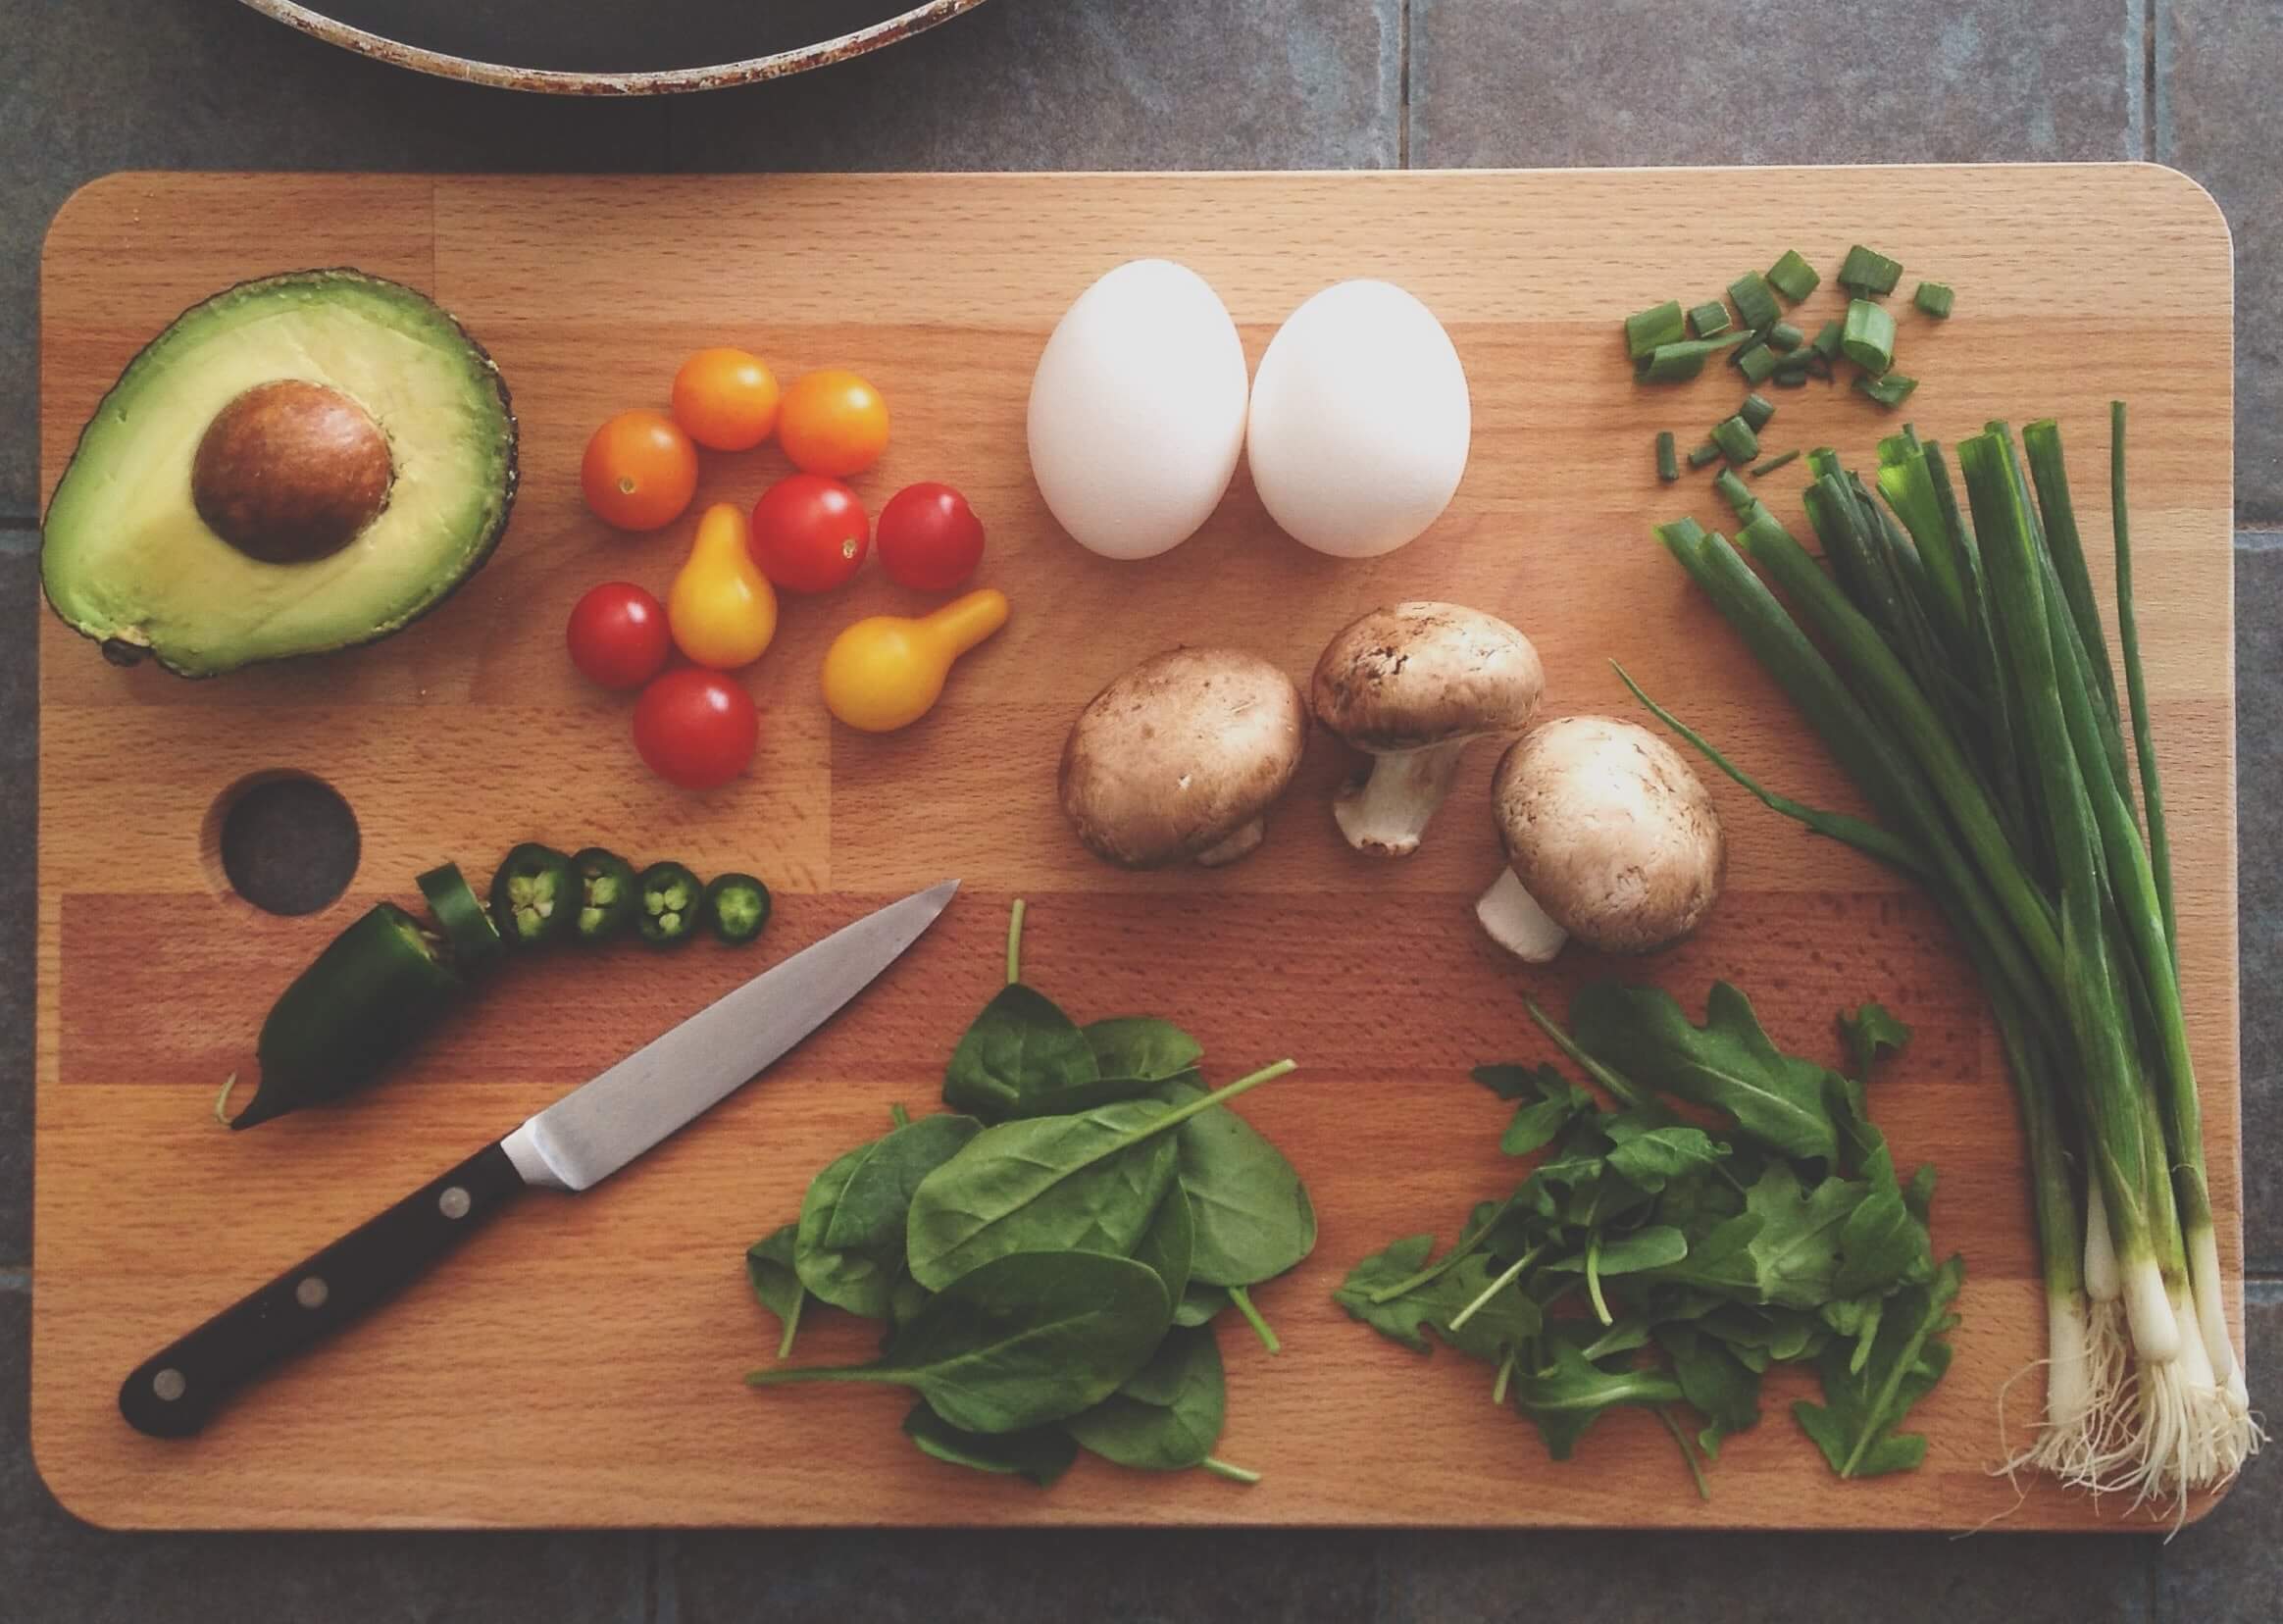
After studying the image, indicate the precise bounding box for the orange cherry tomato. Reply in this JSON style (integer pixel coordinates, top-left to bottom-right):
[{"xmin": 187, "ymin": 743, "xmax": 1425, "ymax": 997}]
[
  {"xmin": 778, "ymin": 369, "xmax": 889, "ymax": 478},
  {"xmin": 582, "ymin": 409, "xmax": 699, "ymax": 532},
  {"xmin": 672, "ymin": 348, "xmax": 781, "ymax": 452}
]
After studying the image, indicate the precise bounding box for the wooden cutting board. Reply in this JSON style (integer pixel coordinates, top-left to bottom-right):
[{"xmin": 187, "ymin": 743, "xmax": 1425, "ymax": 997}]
[{"xmin": 33, "ymin": 167, "xmax": 2240, "ymax": 1531}]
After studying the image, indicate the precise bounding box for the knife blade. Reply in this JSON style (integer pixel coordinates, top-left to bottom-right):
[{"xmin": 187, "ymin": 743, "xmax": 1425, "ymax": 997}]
[{"xmin": 119, "ymin": 879, "xmax": 959, "ymax": 1439}]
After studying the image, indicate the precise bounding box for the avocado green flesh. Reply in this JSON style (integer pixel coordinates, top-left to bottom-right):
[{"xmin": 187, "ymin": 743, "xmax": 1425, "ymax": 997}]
[{"xmin": 41, "ymin": 271, "xmax": 516, "ymax": 677}]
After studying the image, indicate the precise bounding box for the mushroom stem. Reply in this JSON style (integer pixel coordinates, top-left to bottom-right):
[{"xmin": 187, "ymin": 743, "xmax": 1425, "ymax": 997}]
[
  {"xmin": 1475, "ymin": 867, "xmax": 1569, "ymax": 962},
  {"xmin": 1194, "ymin": 816, "xmax": 1266, "ymax": 867},
  {"xmin": 1332, "ymin": 739, "xmax": 1472, "ymax": 858}
]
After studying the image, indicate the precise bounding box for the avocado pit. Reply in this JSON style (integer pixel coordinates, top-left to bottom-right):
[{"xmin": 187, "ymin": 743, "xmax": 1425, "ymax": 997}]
[{"xmin": 192, "ymin": 380, "xmax": 393, "ymax": 563}]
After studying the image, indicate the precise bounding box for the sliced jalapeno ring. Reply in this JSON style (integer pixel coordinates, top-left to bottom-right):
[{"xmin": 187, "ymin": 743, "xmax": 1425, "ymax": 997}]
[
  {"xmin": 637, "ymin": 860, "xmax": 703, "ymax": 948},
  {"xmin": 232, "ymin": 902, "xmax": 463, "ymax": 1130},
  {"xmin": 705, "ymin": 872, "xmax": 772, "ymax": 945},
  {"xmin": 569, "ymin": 846, "xmax": 639, "ymax": 945},
  {"xmin": 417, "ymin": 861, "xmax": 504, "ymax": 976},
  {"xmin": 490, "ymin": 841, "xmax": 576, "ymax": 947}
]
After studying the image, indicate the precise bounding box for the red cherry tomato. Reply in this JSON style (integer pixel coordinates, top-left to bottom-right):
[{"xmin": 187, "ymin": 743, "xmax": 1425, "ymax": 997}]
[
  {"xmin": 633, "ymin": 668, "xmax": 758, "ymax": 790},
  {"xmin": 876, "ymin": 482, "xmax": 987, "ymax": 592},
  {"xmin": 750, "ymin": 473, "xmax": 870, "ymax": 594},
  {"xmin": 566, "ymin": 582, "xmax": 671, "ymax": 689}
]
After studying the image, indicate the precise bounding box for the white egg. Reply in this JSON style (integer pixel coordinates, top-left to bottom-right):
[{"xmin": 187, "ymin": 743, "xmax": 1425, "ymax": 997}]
[
  {"xmin": 1246, "ymin": 279, "xmax": 1471, "ymax": 558},
  {"xmin": 1027, "ymin": 259, "xmax": 1249, "ymax": 561}
]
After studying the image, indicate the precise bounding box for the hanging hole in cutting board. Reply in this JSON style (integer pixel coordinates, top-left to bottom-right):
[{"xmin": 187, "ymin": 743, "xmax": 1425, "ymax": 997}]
[{"xmin": 201, "ymin": 772, "xmax": 362, "ymax": 916}]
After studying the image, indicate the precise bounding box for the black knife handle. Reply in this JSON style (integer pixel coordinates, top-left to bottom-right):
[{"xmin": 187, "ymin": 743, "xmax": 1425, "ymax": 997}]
[{"xmin": 119, "ymin": 1142, "xmax": 527, "ymax": 1438}]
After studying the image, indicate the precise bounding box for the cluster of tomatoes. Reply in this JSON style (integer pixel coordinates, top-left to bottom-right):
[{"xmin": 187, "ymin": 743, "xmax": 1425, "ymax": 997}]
[{"xmin": 565, "ymin": 348, "xmax": 987, "ymax": 789}]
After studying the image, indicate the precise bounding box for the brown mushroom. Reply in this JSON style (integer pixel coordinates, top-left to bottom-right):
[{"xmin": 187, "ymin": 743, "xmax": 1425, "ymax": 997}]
[
  {"xmin": 1476, "ymin": 715, "xmax": 1725, "ymax": 961},
  {"xmin": 1059, "ymin": 647, "xmax": 1307, "ymax": 868},
  {"xmin": 1310, "ymin": 601, "xmax": 1544, "ymax": 857}
]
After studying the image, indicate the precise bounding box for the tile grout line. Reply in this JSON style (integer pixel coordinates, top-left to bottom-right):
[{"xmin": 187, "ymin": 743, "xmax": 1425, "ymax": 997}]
[
  {"xmin": 2142, "ymin": 0, "xmax": 2161, "ymax": 162},
  {"xmin": 648, "ymin": 1529, "xmax": 680, "ymax": 1624},
  {"xmin": 1395, "ymin": 0, "xmax": 1410, "ymax": 170},
  {"xmin": 2132, "ymin": 0, "xmax": 2154, "ymax": 161}
]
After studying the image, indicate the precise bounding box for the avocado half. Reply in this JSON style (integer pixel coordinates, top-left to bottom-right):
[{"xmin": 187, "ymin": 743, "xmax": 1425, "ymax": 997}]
[{"xmin": 41, "ymin": 269, "xmax": 518, "ymax": 677}]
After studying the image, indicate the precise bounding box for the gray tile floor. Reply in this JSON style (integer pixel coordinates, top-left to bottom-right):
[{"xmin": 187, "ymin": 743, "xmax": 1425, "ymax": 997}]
[{"xmin": 2, "ymin": 0, "xmax": 2274, "ymax": 1617}]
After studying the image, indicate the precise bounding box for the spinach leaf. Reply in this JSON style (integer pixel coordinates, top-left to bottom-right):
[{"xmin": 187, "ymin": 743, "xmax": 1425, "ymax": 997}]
[
  {"xmin": 744, "ymin": 1223, "xmax": 805, "ymax": 1360},
  {"xmin": 1131, "ymin": 1181, "xmax": 1195, "ymax": 1307},
  {"xmin": 940, "ymin": 985, "xmax": 1100, "ymax": 1120},
  {"xmin": 794, "ymin": 1113, "xmax": 982, "ymax": 1318},
  {"xmin": 1571, "ymin": 981, "xmax": 1843, "ymax": 1165},
  {"xmin": 906, "ymin": 1066, "xmax": 1289, "ymax": 1292},
  {"xmin": 904, "ymin": 1107, "xmax": 1180, "ymax": 1291},
  {"xmin": 1152, "ymin": 1080, "xmax": 1316, "ymax": 1288},
  {"xmin": 902, "ymin": 1401, "xmax": 1078, "ymax": 1488},
  {"xmin": 1173, "ymin": 1283, "xmax": 1230, "ymax": 1327},
  {"xmin": 1062, "ymin": 1325, "xmax": 1225, "ymax": 1472},
  {"xmin": 1508, "ymin": 1332, "xmax": 1686, "ymax": 1460},
  {"xmin": 747, "ymin": 1250, "xmax": 1170, "ymax": 1435},
  {"xmin": 1793, "ymin": 1254, "xmax": 1963, "ymax": 1477},
  {"xmin": 1084, "ymin": 1017, "xmax": 1203, "ymax": 1085}
]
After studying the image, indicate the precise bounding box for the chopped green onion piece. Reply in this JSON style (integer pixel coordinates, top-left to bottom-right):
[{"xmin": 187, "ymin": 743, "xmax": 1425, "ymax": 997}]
[
  {"xmin": 1840, "ymin": 299, "xmax": 1897, "ymax": 374},
  {"xmin": 1714, "ymin": 467, "xmax": 1755, "ymax": 516},
  {"xmin": 1913, "ymin": 280, "xmax": 1954, "ymax": 318},
  {"xmin": 1806, "ymin": 447, "xmax": 1842, "ymax": 480},
  {"xmin": 1837, "ymin": 244, "xmax": 1902, "ymax": 297},
  {"xmin": 1853, "ymin": 371, "xmax": 1919, "ymax": 409},
  {"xmin": 1728, "ymin": 271, "xmax": 1781, "ymax": 332},
  {"xmin": 1625, "ymin": 300, "xmax": 1687, "ymax": 359},
  {"xmin": 1711, "ymin": 414, "xmax": 1760, "ymax": 465},
  {"xmin": 1736, "ymin": 340, "xmax": 1781, "ymax": 385},
  {"xmin": 1773, "ymin": 367, "xmax": 1812, "ymax": 389},
  {"xmin": 1811, "ymin": 318, "xmax": 1845, "ymax": 359},
  {"xmin": 1636, "ymin": 331, "xmax": 1749, "ymax": 381},
  {"xmin": 1686, "ymin": 439, "xmax": 1723, "ymax": 470},
  {"xmin": 1766, "ymin": 321, "xmax": 1804, "ymax": 352},
  {"xmin": 1749, "ymin": 449, "xmax": 1803, "ymax": 479},
  {"xmin": 1740, "ymin": 392, "xmax": 1777, "ymax": 432},
  {"xmin": 1766, "ymin": 249, "xmax": 1820, "ymax": 302},
  {"xmin": 1687, "ymin": 301, "xmax": 1732, "ymax": 338},
  {"xmin": 1655, "ymin": 430, "xmax": 1680, "ymax": 482}
]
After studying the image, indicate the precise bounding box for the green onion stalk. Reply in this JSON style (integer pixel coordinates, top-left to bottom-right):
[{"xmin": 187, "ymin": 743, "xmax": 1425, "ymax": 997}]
[{"xmin": 1632, "ymin": 407, "xmax": 2258, "ymax": 1507}]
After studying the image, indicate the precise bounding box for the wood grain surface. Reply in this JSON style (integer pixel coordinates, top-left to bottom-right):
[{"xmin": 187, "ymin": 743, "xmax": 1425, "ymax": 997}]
[{"xmin": 33, "ymin": 167, "xmax": 2239, "ymax": 1531}]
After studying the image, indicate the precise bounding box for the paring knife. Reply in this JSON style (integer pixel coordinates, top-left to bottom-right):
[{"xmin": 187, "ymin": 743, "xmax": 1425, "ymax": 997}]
[{"xmin": 119, "ymin": 879, "xmax": 960, "ymax": 1439}]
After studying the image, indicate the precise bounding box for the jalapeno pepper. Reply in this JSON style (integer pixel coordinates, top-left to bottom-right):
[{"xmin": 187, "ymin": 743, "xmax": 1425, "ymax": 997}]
[
  {"xmin": 705, "ymin": 872, "xmax": 772, "ymax": 945},
  {"xmin": 417, "ymin": 861, "xmax": 504, "ymax": 977},
  {"xmin": 637, "ymin": 860, "xmax": 704, "ymax": 947},
  {"xmin": 230, "ymin": 902, "xmax": 463, "ymax": 1130},
  {"xmin": 491, "ymin": 842, "xmax": 576, "ymax": 947},
  {"xmin": 569, "ymin": 846, "xmax": 639, "ymax": 945}
]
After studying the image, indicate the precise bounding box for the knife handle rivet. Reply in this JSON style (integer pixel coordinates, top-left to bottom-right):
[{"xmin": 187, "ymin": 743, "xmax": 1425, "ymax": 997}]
[
  {"xmin": 152, "ymin": 1368, "xmax": 186, "ymax": 1402},
  {"xmin": 438, "ymin": 1186, "xmax": 472, "ymax": 1220},
  {"xmin": 295, "ymin": 1276, "xmax": 330, "ymax": 1309}
]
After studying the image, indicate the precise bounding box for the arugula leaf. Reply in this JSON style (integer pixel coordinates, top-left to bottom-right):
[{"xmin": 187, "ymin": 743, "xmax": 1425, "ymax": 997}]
[
  {"xmin": 1793, "ymin": 1254, "xmax": 1963, "ymax": 1478},
  {"xmin": 1475, "ymin": 1064, "xmax": 1598, "ymax": 1155},
  {"xmin": 940, "ymin": 985, "xmax": 1104, "ymax": 1120},
  {"xmin": 1332, "ymin": 1236, "xmax": 1542, "ymax": 1357},
  {"xmin": 1604, "ymin": 1124, "xmax": 1729, "ymax": 1192},
  {"xmin": 1656, "ymin": 1322, "xmax": 1761, "ymax": 1458},
  {"xmin": 744, "ymin": 1223, "xmax": 805, "ymax": 1360},
  {"xmin": 1838, "ymin": 1001, "xmax": 1911, "ymax": 1082},
  {"xmin": 1571, "ymin": 981, "xmax": 1843, "ymax": 1164},
  {"xmin": 1507, "ymin": 1333, "xmax": 1686, "ymax": 1460},
  {"xmin": 902, "ymin": 1401, "xmax": 1078, "ymax": 1488}
]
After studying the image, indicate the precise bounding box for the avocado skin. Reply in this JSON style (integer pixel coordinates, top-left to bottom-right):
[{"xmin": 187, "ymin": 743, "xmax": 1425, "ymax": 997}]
[{"xmin": 40, "ymin": 268, "xmax": 520, "ymax": 679}]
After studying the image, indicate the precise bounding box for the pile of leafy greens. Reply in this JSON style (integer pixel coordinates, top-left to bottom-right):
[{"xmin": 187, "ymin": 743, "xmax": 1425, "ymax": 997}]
[
  {"xmin": 1336, "ymin": 981, "xmax": 1962, "ymax": 1496},
  {"xmin": 744, "ymin": 901, "xmax": 1309, "ymax": 1489}
]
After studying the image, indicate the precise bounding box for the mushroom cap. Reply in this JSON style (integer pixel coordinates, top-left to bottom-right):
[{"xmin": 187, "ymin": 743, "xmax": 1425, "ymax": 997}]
[
  {"xmin": 1491, "ymin": 715, "xmax": 1725, "ymax": 953},
  {"xmin": 1309, "ymin": 601, "xmax": 1544, "ymax": 752},
  {"xmin": 1059, "ymin": 647, "xmax": 1308, "ymax": 868}
]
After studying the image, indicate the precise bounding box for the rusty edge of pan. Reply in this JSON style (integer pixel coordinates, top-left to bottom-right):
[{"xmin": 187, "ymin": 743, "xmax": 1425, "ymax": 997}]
[{"xmin": 238, "ymin": 0, "xmax": 989, "ymax": 95}]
